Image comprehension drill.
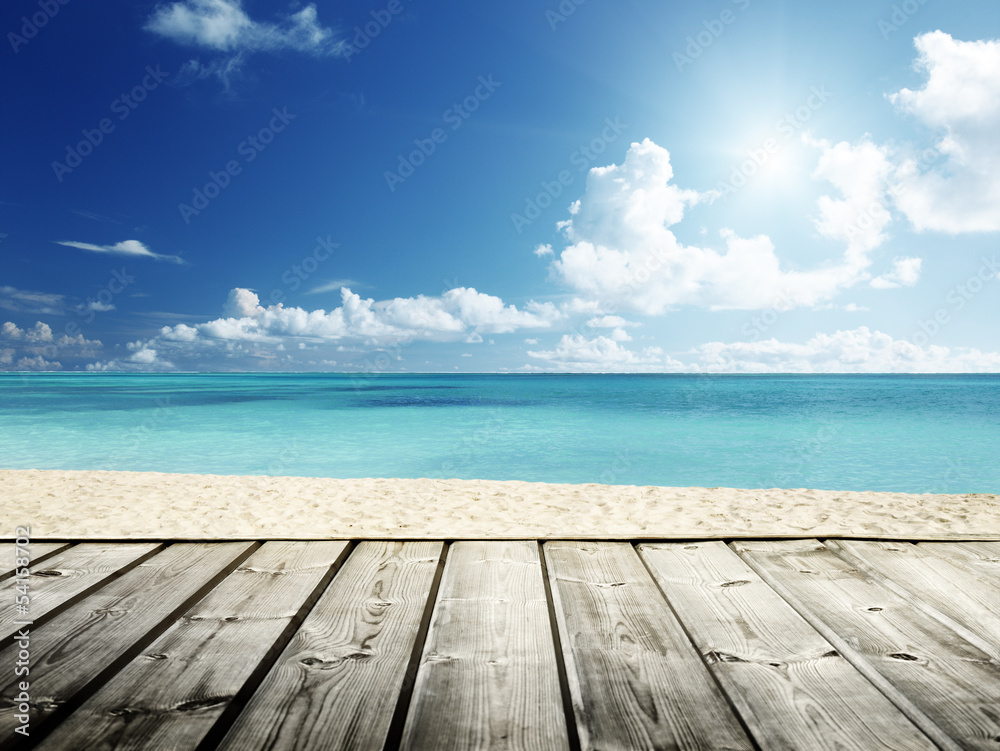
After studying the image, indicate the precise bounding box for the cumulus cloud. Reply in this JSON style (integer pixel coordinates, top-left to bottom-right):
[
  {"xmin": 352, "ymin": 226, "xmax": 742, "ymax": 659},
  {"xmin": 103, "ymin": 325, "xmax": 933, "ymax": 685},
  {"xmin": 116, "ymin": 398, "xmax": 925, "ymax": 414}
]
[
  {"xmin": 808, "ymin": 135, "xmax": 895, "ymax": 260},
  {"xmin": 86, "ymin": 287, "xmax": 561, "ymax": 370},
  {"xmin": 527, "ymin": 334, "xmax": 680, "ymax": 373},
  {"xmin": 548, "ymin": 138, "xmax": 883, "ymax": 314},
  {"xmin": 55, "ymin": 239, "xmax": 185, "ymax": 264},
  {"xmin": 12, "ymin": 355, "xmax": 61, "ymax": 371},
  {"xmin": 145, "ymin": 0, "xmax": 349, "ymax": 75},
  {"xmin": 1, "ymin": 321, "xmax": 103, "ymax": 368},
  {"xmin": 2, "ymin": 321, "xmax": 53, "ymax": 342},
  {"xmin": 694, "ymin": 327, "xmax": 1000, "ymax": 373},
  {"xmin": 525, "ymin": 327, "xmax": 1000, "ymax": 374},
  {"xmin": 888, "ymin": 32, "xmax": 1000, "ymax": 232}
]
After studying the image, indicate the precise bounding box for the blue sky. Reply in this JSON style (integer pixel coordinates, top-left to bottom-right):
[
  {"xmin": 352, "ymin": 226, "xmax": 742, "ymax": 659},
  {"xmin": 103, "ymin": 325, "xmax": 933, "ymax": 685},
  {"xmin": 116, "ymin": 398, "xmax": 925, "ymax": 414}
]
[{"xmin": 1, "ymin": 0, "xmax": 998, "ymax": 372}]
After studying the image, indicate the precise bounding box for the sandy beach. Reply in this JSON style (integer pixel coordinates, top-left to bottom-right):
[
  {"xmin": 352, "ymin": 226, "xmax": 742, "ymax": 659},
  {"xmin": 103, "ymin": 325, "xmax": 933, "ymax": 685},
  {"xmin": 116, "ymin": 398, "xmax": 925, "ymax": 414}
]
[{"xmin": 2, "ymin": 468, "xmax": 998, "ymax": 540}]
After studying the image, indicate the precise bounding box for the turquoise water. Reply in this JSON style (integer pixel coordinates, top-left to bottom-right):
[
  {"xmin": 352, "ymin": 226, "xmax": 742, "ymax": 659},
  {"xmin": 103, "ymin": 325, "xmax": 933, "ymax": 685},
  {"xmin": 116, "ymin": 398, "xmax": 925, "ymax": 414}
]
[{"xmin": 1, "ymin": 373, "xmax": 997, "ymax": 493}]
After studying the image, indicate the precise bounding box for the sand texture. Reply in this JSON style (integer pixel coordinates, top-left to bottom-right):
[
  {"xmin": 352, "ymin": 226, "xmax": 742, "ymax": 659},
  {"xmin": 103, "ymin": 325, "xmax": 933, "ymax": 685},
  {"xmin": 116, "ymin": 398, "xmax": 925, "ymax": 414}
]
[{"xmin": 1, "ymin": 469, "xmax": 998, "ymax": 540}]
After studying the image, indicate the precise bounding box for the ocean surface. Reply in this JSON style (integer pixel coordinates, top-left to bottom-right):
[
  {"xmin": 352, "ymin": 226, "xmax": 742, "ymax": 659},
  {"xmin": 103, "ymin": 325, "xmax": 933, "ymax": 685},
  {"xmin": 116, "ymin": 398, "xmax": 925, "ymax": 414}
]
[{"xmin": 1, "ymin": 373, "xmax": 997, "ymax": 493}]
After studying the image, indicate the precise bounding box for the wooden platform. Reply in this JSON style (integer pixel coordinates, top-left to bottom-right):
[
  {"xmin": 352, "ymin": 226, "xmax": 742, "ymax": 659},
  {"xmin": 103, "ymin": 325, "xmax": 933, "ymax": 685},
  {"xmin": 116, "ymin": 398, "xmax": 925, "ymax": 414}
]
[{"xmin": 2, "ymin": 539, "xmax": 999, "ymax": 749}]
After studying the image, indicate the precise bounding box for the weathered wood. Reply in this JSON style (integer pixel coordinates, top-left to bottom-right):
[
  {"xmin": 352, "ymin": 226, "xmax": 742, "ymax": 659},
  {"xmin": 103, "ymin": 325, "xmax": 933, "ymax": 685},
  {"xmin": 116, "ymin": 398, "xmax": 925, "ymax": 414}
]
[
  {"xmin": 639, "ymin": 541, "xmax": 936, "ymax": 750},
  {"xmin": 0, "ymin": 543, "xmax": 163, "ymax": 642},
  {"xmin": 544, "ymin": 541, "xmax": 752, "ymax": 751},
  {"xmin": 217, "ymin": 541, "xmax": 443, "ymax": 751},
  {"xmin": 919, "ymin": 541, "xmax": 1000, "ymax": 583},
  {"xmin": 827, "ymin": 540, "xmax": 1000, "ymax": 661},
  {"xmin": 735, "ymin": 539, "xmax": 1000, "ymax": 751},
  {"xmin": 0, "ymin": 542, "xmax": 255, "ymax": 740},
  {"xmin": 33, "ymin": 541, "xmax": 349, "ymax": 751},
  {"xmin": 0, "ymin": 543, "xmax": 72, "ymax": 579},
  {"xmin": 400, "ymin": 541, "xmax": 570, "ymax": 750}
]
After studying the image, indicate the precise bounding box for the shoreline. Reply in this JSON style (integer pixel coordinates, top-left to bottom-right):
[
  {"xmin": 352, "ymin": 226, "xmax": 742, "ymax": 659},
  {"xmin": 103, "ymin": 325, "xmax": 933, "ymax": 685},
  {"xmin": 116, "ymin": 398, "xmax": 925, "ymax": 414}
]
[{"xmin": 2, "ymin": 469, "xmax": 999, "ymax": 541}]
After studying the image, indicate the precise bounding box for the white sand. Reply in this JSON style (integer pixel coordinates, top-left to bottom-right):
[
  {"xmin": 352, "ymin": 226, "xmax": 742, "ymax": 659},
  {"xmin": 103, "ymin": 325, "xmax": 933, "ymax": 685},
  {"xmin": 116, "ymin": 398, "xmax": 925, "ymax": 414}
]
[{"xmin": 2, "ymin": 469, "xmax": 998, "ymax": 540}]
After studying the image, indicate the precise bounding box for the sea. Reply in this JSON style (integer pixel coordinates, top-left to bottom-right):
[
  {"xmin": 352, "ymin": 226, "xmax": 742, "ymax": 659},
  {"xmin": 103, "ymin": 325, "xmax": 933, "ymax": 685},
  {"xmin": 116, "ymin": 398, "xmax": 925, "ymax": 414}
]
[{"xmin": 1, "ymin": 372, "xmax": 997, "ymax": 493}]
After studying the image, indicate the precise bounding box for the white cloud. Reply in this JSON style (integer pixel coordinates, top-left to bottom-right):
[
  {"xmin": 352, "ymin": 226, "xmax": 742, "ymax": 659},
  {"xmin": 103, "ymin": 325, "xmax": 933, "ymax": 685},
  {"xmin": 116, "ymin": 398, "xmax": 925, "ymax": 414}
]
[
  {"xmin": 533, "ymin": 243, "xmax": 554, "ymax": 257},
  {"xmin": 888, "ymin": 32, "xmax": 1000, "ymax": 232},
  {"xmin": 87, "ymin": 287, "xmax": 561, "ymax": 370},
  {"xmin": 0, "ymin": 286, "xmax": 67, "ymax": 316},
  {"xmin": 80, "ymin": 301, "xmax": 116, "ymax": 313},
  {"xmin": 222, "ymin": 287, "xmax": 265, "ymax": 318},
  {"xmin": 14, "ymin": 355, "xmax": 61, "ymax": 371},
  {"xmin": 870, "ymin": 256, "xmax": 922, "ymax": 289},
  {"xmin": 586, "ymin": 315, "xmax": 637, "ymax": 328},
  {"xmin": 1, "ymin": 322, "xmax": 103, "ymax": 367},
  {"xmin": 1, "ymin": 321, "xmax": 53, "ymax": 342},
  {"xmin": 146, "ymin": 0, "xmax": 347, "ymax": 56},
  {"xmin": 527, "ymin": 334, "xmax": 681, "ymax": 373},
  {"xmin": 548, "ymin": 139, "xmax": 891, "ymax": 314},
  {"xmin": 55, "ymin": 239, "xmax": 185, "ymax": 264},
  {"xmin": 808, "ymin": 135, "xmax": 895, "ymax": 259},
  {"xmin": 693, "ymin": 327, "xmax": 1000, "ymax": 373},
  {"xmin": 524, "ymin": 327, "xmax": 1000, "ymax": 373},
  {"xmin": 306, "ymin": 279, "xmax": 360, "ymax": 295}
]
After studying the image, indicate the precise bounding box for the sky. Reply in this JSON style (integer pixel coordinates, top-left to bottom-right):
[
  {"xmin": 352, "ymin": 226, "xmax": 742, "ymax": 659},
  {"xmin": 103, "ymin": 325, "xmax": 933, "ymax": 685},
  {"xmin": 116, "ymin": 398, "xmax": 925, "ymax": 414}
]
[{"xmin": 1, "ymin": 0, "xmax": 998, "ymax": 373}]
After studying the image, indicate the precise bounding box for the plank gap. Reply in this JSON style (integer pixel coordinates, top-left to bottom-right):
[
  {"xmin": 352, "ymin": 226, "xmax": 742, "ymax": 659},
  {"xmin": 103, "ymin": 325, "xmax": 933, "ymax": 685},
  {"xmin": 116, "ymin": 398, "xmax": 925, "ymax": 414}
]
[
  {"xmin": 731, "ymin": 542, "xmax": 965, "ymax": 751},
  {"xmin": 192, "ymin": 541, "xmax": 356, "ymax": 751},
  {"xmin": 632, "ymin": 543, "xmax": 764, "ymax": 751},
  {"xmin": 9, "ymin": 542, "xmax": 261, "ymax": 751},
  {"xmin": 380, "ymin": 541, "xmax": 449, "ymax": 751},
  {"xmin": 537, "ymin": 541, "xmax": 582, "ymax": 751}
]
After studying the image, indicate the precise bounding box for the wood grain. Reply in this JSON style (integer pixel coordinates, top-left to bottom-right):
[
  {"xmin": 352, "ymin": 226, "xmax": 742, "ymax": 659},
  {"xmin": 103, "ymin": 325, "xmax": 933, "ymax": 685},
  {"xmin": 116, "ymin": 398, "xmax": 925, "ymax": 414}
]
[
  {"xmin": 827, "ymin": 540, "xmax": 1000, "ymax": 661},
  {"xmin": 0, "ymin": 543, "xmax": 163, "ymax": 642},
  {"xmin": 217, "ymin": 541, "xmax": 443, "ymax": 751},
  {"xmin": 735, "ymin": 539, "xmax": 1000, "ymax": 751},
  {"xmin": 545, "ymin": 541, "xmax": 752, "ymax": 751},
  {"xmin": 32, "ymin": 541, "xmax": 349, "ymax": 751},
  {"xmin": 400, "ymin": 541, "xmax": 570, "ymax": 751},
  {"xmin": 0, "ymin": 543, "xmax": 72, "ymax": 579},
  {"xmin": 639, "ymin": 541, "xmax": 936, "ymax": 750},
  {"xmin": 0, "ymin": 542, "xmax": 254, "ymax": 740},
  {"xmin": 918, "ymin": 541, "xmax": 1000, "ymax": 583}
]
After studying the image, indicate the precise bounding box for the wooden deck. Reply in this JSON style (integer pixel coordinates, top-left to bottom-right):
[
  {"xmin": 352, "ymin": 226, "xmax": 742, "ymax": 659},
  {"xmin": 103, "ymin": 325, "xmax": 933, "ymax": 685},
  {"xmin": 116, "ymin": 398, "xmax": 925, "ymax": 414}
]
[{"xmin": 2, "ymin": 539, "xmax": 999, "ymax": 749}]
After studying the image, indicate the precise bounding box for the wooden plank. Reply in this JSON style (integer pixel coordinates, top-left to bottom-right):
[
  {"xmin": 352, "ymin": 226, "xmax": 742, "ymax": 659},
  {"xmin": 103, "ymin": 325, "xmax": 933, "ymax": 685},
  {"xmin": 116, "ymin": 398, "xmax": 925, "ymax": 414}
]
[
  {"xmin": 0, "ymin": 542, "xmax": 255, "ymax": 740},
  {"xmin": 919, "ymin": 541, "xmax": 1000, "ymax": 583},
  {"xmin": 828, "ymin": 540, "xmax": 1000, "ymax": 661},
  {"xmin": 33, "ymin": 541, "xmax": 350, "ymax": 751},
  {"xmin": 0, "ymin": 543, "xmax": 163, "ymax": 642},
  {"xmin": 217, "ymin": 541, "xmax": 443, "ymax": 751},
  {"xmin": 0, "ymin": 543, "xmax": 72, "ymax": 579},
  {"xmin": 400, "ymin": 541, "xmax": 569, "ymax": 751},
  {"xmin": 735, "ymin": 539, "xmax": 1000, "ymax": 751},
  {"xmin": 544, "ymin": 541, "xmax": 752, "ymax": 751},
  {"xmin": 639, "ymin": 541, "xmax": 936, "ymax": 750}
]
